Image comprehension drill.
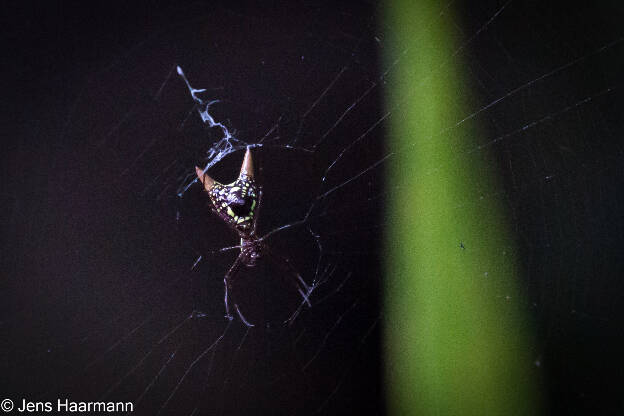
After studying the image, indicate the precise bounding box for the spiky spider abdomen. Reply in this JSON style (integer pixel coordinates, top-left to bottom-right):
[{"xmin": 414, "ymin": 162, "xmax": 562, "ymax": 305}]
[{"xmin": 207, "ymin": 175, "xmax": 256, "ymax": 235}]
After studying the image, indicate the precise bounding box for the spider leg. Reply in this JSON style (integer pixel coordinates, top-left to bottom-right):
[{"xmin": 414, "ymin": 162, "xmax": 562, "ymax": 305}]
[
  {"xmin": 223, "ymin": 254, "xmax": 244, "ymax": 321},
  {"xmin": 234, "ymin": 304, "xmax": 254, "ymax": 327},
  {"xmin": 264, "ymin": 246, "xmax": 312, "ymax": 307},
  {"xmin": 252, "ymin": 188, "xmax": 263, "ymax": 232}
]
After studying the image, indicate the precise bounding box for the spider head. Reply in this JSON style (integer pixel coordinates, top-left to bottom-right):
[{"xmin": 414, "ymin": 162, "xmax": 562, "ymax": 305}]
[{"xmin": 196, "ymin": 148, "xmax": 259, "ymax": 238}]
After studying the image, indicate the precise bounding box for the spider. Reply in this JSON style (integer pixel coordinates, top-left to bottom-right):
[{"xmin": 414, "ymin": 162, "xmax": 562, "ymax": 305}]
[{"xmin": 195, "ymin": 147, "xmax": 311, "ymax": 326}]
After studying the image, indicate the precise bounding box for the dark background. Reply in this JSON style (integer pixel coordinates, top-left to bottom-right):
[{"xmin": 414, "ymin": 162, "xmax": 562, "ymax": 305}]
[{"xmin": 2, "ymin": 1, "xmax": 624, "ymax": 415}]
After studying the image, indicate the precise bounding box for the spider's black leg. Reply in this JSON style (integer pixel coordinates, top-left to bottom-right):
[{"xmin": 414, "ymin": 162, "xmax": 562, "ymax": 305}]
[
  {"xmin": 223, "ymin": 254, "xmax": 244, "ymax": 320},
  {"xmin": 264, "ymin": 245, "xmax": 312, "ymax": 307},
  {"xmin": 234, "ymin": 304, "xmax": 254, "ymax": 327},
  {"xmin": 252, "ymin": 188, "xmax": 263, "ymax": 231}
]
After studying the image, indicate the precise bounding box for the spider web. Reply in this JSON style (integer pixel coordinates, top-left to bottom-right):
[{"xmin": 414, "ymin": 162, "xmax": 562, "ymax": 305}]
[{"xmin": 3, "ymin": 1, "xmax": 624, "ymax": 415}]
